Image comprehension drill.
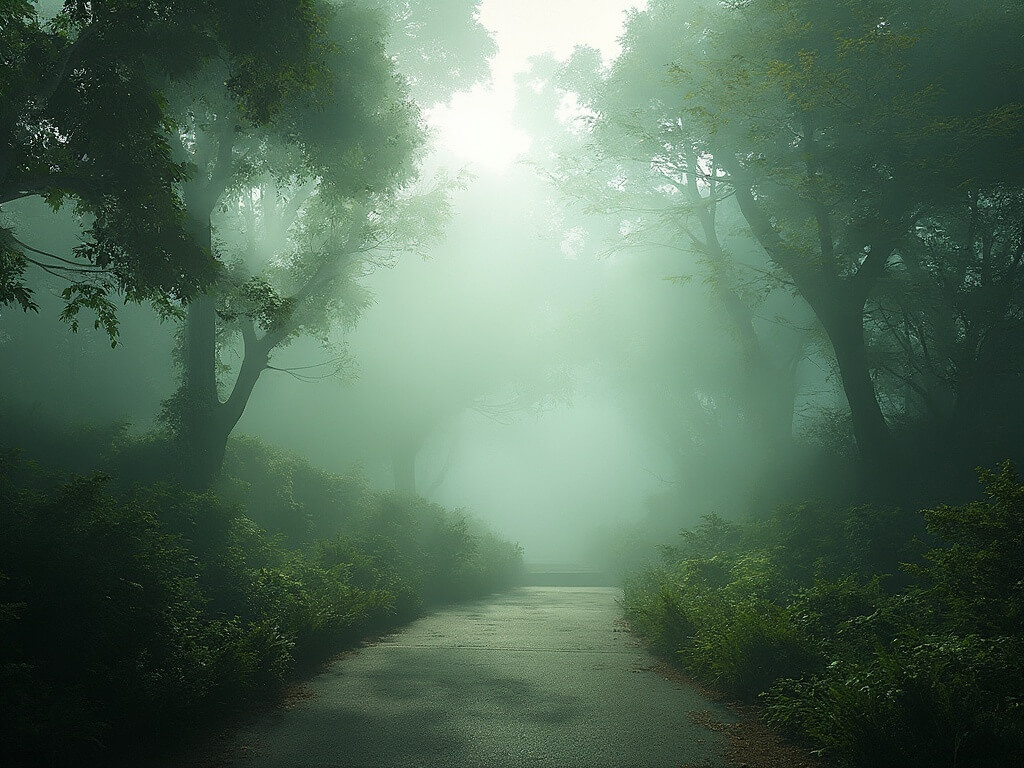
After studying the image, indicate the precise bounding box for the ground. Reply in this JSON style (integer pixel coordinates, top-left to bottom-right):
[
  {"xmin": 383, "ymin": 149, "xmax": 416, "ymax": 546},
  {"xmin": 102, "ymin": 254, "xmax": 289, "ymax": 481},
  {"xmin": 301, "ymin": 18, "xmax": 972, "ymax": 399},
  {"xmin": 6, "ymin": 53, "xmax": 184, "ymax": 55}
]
[{"xmin": 171, "ymin": 587, "xmax": 825, "ymax": 768}]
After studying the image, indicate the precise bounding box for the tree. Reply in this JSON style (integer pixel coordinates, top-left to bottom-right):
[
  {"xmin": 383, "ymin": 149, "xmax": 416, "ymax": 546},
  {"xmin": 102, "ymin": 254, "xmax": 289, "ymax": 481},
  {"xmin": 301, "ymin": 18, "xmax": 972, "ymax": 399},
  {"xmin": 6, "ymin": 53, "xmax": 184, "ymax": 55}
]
[
  {"xmin": 160, "ymin": 0, "xmax": 494, "ymax": 486},
  {"xmin": 0, "ymin": 0, "xmax": 218, "ymax": 335},
  {"xmin": 519, "ymin": 50, "xmax": 814, "ymax": 509},
  {"xmin": 567, "ymin": 0, "xmax": 1024, "ymax": 495},
  {"xmin": 377, "ymin": 0, "xmax": 496, "ymax": 104},
  {"xmin": 870, "ymin": 186, "xmax": 1024, "ymax": 491}
]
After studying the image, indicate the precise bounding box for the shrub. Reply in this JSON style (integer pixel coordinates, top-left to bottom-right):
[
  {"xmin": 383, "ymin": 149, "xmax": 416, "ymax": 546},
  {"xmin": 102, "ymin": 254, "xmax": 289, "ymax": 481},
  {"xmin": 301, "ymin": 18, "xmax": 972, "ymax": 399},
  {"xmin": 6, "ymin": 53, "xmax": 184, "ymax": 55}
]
[
  {"xmin": 911, "ymin": 460, "xmax": 1024, "ymax": 635},
  {"xmin": 622, "ymin": 569, "xmax": 695, "ymax": 655},
  {"xmin": 0, "ymin": 439, "xmax": 524, "ymax": 766},
  {"xmin": 685, "ymin": 599, "xmax": 819, "ymax": 698},
  {"xmin": 0, "ymin": 464, "xmax": 210, "ymax": 760},
  {"xmin": 624, "ymin": 465, "xmax": 1024, "ymax": 767},
  {"xmin": 764, "ymin": 634, "xmax": 1024, "ymax": 768}
]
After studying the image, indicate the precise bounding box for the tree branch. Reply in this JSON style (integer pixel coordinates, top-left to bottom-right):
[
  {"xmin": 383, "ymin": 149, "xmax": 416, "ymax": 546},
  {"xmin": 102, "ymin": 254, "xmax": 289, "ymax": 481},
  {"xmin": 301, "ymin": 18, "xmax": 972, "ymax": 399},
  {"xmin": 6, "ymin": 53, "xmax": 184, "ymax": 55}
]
[
  {"xmin": 851, "ymin": 237, "xmax": 895, "ymax": 305},
  {"xmin": 0, "ymin": 174, "xmax": 101, "ymax": 204},
  {"xmin": 733, "ymin": 181, "xmax": 831, "ymax": 308},
  {"xmin": 13, "ymin": 236, "xmax": 108, "ymax": 271}
]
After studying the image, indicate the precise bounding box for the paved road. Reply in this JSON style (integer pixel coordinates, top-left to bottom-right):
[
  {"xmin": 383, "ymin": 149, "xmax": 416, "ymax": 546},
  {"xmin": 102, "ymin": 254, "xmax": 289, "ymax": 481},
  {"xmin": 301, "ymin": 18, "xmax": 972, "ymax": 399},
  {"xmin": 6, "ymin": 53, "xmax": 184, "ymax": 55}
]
[{"xmin": 218, "ymin": 587, "xmax": 737, "ymax": 767}]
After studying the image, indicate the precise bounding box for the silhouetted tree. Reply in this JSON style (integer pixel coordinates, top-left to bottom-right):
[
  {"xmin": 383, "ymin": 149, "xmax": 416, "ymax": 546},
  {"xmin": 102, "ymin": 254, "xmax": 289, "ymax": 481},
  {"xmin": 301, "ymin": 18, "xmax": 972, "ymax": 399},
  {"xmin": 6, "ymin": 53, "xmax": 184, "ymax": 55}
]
[
  {"xmin": 160, "ymin": 0, "xmax": 493, "ymax": 486},
  {"xmin": 565, "ymin": 0, "xmax": 1024, "ymax": 496}
]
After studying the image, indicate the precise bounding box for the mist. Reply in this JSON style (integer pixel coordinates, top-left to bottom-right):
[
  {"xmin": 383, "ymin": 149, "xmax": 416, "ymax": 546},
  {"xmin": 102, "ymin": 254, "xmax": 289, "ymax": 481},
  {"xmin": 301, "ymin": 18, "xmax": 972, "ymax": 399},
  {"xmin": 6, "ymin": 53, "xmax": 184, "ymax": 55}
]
[
  {"xmin": 6, "ymin": 0, "xmax": 735, "ymax": 570},
  {"xmin": 4, "ymin": 1, "xmax": 1024, "ymax": 765},
  {"xmin": 6, "ymin": 0, "xmax": 1020, "ymax": 590}
]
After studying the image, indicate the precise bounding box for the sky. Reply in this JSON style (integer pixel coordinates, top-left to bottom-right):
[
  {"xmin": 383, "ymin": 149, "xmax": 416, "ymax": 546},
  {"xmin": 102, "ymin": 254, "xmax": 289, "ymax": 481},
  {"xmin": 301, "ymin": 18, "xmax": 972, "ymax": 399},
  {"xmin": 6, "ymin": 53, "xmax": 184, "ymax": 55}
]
[
  {"xmin": 326, "ymin": 0, "xmax": 663, "ymax": 563},
  {"xmin": 371, "ymin": 0, "xmax": 659, "ymax": 562},
  {"xmin": 427, "ymin": 0, "xmax": 646, "ymax": 171}
]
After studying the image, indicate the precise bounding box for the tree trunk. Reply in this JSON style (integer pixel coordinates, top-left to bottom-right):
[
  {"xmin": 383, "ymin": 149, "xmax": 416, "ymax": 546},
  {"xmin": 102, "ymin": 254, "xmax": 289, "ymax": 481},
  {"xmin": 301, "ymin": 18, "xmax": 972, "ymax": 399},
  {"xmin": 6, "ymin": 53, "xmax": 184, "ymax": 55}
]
[
  {"xmin": 173, "ymin": 203, "xmax": 223, "ymax": 486},
  {"xmin": 733, "ymin": 183, "xmax": 901, "ymax": 497},
  {"xmin": 178, "ymin": 306, "xmax": 274, "ymax": 488},
  {"xmin": 179, "ymin": 292, "xmax": 228, "ymax": 487},
  {"xmin": 172, "ymin": 120, "xmax": 263, "ymax": 489},
  {"xmin": 820, "ymin": 302, "xmax": 901, "ymax": 497},
  {"xmin": 175, "ymin": 204, "xmax": 273, "ymax": 487}
]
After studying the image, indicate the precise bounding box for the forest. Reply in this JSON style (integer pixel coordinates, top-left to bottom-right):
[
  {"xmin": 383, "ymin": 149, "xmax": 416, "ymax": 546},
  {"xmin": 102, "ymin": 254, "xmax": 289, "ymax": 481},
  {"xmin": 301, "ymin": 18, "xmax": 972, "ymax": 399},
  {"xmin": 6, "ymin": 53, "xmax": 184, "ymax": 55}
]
[{"xmin": 1, "ymin": 0, "xmax": 1022, "ymax": 766}]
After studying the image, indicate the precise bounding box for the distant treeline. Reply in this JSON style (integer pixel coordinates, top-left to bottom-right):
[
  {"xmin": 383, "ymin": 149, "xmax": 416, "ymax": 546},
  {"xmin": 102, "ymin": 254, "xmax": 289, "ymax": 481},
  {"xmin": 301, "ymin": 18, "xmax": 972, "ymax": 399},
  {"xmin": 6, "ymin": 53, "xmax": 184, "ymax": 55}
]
[
  {"xmin": 623, "ymin": 465, "xmax": 1024, "ymax": 767},
  {"xmin": 0, "ymin": 419, "xmax": 524, "ymax": 766}
]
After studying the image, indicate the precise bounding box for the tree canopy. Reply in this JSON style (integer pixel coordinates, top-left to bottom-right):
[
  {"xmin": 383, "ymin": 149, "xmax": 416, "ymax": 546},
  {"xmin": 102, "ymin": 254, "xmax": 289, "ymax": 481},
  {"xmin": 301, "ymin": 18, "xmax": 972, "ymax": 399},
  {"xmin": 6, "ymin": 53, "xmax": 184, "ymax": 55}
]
[
  {"xmin": 551, "ymin": 0, "xmax": 1024, "ymax": 495},
  {"xmin": 0, "ymin": 0, "xmax": 339, "ymax": 334}
]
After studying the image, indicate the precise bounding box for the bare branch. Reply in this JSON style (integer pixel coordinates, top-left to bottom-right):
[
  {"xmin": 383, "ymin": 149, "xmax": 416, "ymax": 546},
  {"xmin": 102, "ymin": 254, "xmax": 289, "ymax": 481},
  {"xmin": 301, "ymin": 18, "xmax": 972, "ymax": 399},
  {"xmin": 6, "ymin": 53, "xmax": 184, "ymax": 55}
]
[{"xmin": 14, "ymin": 236, "xmax": 108, "ymax": 271}]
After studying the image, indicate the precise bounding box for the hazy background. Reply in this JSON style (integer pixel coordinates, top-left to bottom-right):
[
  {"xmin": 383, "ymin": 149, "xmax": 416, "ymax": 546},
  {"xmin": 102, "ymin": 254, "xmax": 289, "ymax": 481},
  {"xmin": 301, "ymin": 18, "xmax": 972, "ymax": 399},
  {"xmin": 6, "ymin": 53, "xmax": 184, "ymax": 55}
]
[{"xmin": 1, "ymin": 0, "xmax": 841, "ymax": 566}]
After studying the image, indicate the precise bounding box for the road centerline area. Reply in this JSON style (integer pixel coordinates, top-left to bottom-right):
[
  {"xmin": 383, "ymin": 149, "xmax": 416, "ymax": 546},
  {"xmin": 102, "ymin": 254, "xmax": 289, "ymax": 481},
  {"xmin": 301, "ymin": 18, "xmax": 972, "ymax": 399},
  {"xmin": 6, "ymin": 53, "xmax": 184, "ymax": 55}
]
[
  {"xmin": 377, "ymin": 645, "xmax": 639, "ymax": 653},
  {"xmin": 216, "ymin": 587, "xmax": 737, "ymax": 768}
]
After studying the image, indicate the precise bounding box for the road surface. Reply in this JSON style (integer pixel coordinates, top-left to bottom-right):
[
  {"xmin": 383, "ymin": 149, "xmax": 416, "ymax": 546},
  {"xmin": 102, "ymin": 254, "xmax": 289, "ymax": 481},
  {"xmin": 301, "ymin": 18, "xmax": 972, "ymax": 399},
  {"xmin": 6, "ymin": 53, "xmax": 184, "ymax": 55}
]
[{"xmin": 215, "ymin": 586, "xmax": 738, "ymax": 767}]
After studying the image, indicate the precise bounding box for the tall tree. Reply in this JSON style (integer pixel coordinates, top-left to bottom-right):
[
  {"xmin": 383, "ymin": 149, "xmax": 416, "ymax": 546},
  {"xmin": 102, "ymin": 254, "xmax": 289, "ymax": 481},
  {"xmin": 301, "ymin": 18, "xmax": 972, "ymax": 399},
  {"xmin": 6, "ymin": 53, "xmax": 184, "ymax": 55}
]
[
  {"xmin": 524, "ymin": 50, "xmax": 812, "ymax": 502},
  {"xmin": 161, "ymin": 0, "xmax": 494, "ymax": 486},
  {"xmin": 568, "ymin": 0, "xmax": 1024, "ymax": 495}
]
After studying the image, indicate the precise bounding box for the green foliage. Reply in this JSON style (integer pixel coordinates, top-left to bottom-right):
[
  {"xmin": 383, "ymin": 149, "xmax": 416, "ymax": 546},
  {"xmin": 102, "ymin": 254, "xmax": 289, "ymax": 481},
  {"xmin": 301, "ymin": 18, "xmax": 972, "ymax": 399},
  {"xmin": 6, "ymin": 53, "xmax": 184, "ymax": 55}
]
[
  {"xmin": 0, "ymin": 431, "xmax": 523, "ymax": 766},
  {"xmin": 58, "ymin": 282, "xmax": 121, "ymax": 346},
  {"xmin": 764, "ymin": 635, "xmax": 1024, "ymax": 768},
  {"xmin": 764, "ymin": 501, "xmax": 920, "ymax": 585},
  {"xmin": 625, "ymin": 523, "xmax": 820, "ymax": 698},
  {"xmin": 1, "ymin": 465, "xmax": 209, "ymax": 762},
  {"xmin": 0, "ymin": 226, "xmax": 37, "ymax": 312},
  {"xmin": 2, "ymin": 0, "xmax": 387, "ymax": 328},
  {"xmin": 1, "ymin": 0, "xmax": 220, "ymax": 312},
  {"xmin": 623, "ymin": 467, "xmax": 1024, "ymax": 767},
  {"xmin": 911, "ymin": 460, "xmax": 1024, "ymax": 635},
  {"xmin": 380, "ymin": 0, "xmax": 497, "ymax": 104},
  {"xmin": 623, "ymin": 569, "xmax": 697, "ymax": 655}
]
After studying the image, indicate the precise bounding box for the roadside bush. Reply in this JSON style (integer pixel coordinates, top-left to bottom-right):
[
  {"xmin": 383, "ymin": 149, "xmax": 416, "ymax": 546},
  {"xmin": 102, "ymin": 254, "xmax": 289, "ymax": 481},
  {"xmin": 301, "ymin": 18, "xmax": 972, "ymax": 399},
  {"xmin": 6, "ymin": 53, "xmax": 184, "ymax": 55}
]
[
  {"xmin": 217, "ymin": 435, "xmax": 374, "ymax": 546},
  {"xmin": 624, "ymin": 465, "xmax": 1024, "ymax": 767},
  {"xmin": 910, "ymin": 460, "xmax": 1024, "ymax": 635},
  {"xmin": 624, "ymin": 542, "xmax": 818, "ymax": 696},
  {"xmin": 764, "ymin": 634, "xmax": 1024, "ymax": 768},
  {"xmin": 623, "ymin": 569, "xmax": 694, "ymax": 655},
  {"xmin": 0, "ymin": 439, "xmax": 524, "ymax": 766},
  {"xmin": 762, "ymin": 501, "xmax": 920, "ymax": 586},
  {"xmin": 0, "ymin": 461, "xmax": 209, "ymax": 762},
  {"xmin": 464, "ymin": 527, "xmax": 527, "ymax": 597},
  {"xmin": 685, "ymin": 599, "xmax": 818, "ymax": 698}
]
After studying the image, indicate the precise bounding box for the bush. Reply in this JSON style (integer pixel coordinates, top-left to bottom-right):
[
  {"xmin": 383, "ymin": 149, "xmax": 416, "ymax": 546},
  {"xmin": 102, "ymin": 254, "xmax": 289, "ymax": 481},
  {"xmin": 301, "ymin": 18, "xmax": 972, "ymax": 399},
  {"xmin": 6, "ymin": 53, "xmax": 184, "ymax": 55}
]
[
  {"xmin": 910, "ymin": 460, "xmax": 1024, "ymax": 635},
  {"xmin": 764, "ymin": 634, "xmax": 1024, "ymax": 768},
  {"xmin": 624, "ymin": 545, "xmax": 818, "ymax": 697},
  {"xmin": 0, "ymin": 462, "xmax": 210, "ymax": 761},
  {"xmin": 624, "ymin": 466, "xmax": 1024, "ymax": 767},
  {"xmin": 0, "ymin": 439, "xmax": 524, "ymax": 766},
  {"xmin": 623, "ymin": 569, "xmax": 695, "ymax": 655}
]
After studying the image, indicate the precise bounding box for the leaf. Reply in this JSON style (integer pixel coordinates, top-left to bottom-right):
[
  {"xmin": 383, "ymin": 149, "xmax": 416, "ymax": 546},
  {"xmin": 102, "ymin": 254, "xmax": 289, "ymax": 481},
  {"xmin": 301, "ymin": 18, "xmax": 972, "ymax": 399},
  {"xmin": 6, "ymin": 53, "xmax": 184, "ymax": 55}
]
[{"xmin": 59, "ymin": 282, "xmax": 121, "ymax": 346}]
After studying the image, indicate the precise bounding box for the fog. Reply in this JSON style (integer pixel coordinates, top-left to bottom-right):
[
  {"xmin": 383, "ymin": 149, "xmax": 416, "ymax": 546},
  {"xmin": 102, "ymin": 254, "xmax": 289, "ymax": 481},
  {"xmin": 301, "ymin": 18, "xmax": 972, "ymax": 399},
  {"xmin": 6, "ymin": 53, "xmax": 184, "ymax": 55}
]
[
  {"xmin": 5, "ymin": 0, "xmax": 704, "ymax": 568},
  {"xmin": 7, "ymin": 3, "xmax": 1024, "ymax": 765},
  {"xmin": 4, "ymin": 0, "xmax": 1022, "ymax": 571}
]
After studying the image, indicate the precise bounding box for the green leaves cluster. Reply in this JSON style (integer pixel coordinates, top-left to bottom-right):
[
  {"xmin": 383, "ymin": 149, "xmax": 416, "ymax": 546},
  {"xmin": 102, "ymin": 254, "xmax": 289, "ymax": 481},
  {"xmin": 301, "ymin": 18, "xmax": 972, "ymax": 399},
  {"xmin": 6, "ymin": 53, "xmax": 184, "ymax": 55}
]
[
  {"xmin": 554, "ymin": 0, "xmax": 1024, "ymax": 492},
  {"xmin": 624, "ymin": 467, "xmax": 1024, "ymax": 766},
  {"xmin": 0, "ymin": 0, "xmax": 333, "ymax": 329},
  {"xmin": 0, "ymin": 431, "xmax": 523, "ymax": 766},
  {"xmin": 911, "ymin": 461, "xmax": 1024, "ymax": 636}
]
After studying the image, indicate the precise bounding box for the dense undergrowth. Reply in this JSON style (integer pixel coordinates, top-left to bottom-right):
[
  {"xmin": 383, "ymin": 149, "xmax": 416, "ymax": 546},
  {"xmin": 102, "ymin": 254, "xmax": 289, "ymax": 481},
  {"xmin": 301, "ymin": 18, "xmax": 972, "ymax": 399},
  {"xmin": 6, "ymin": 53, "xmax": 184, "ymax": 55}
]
[
  {"xmin": 0, "ymin": 425, "xmax": 524, "ymax": 767},
  {"xmin": 623, "ymin": 463, "xmax": 1024, "ymax": 768}
]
